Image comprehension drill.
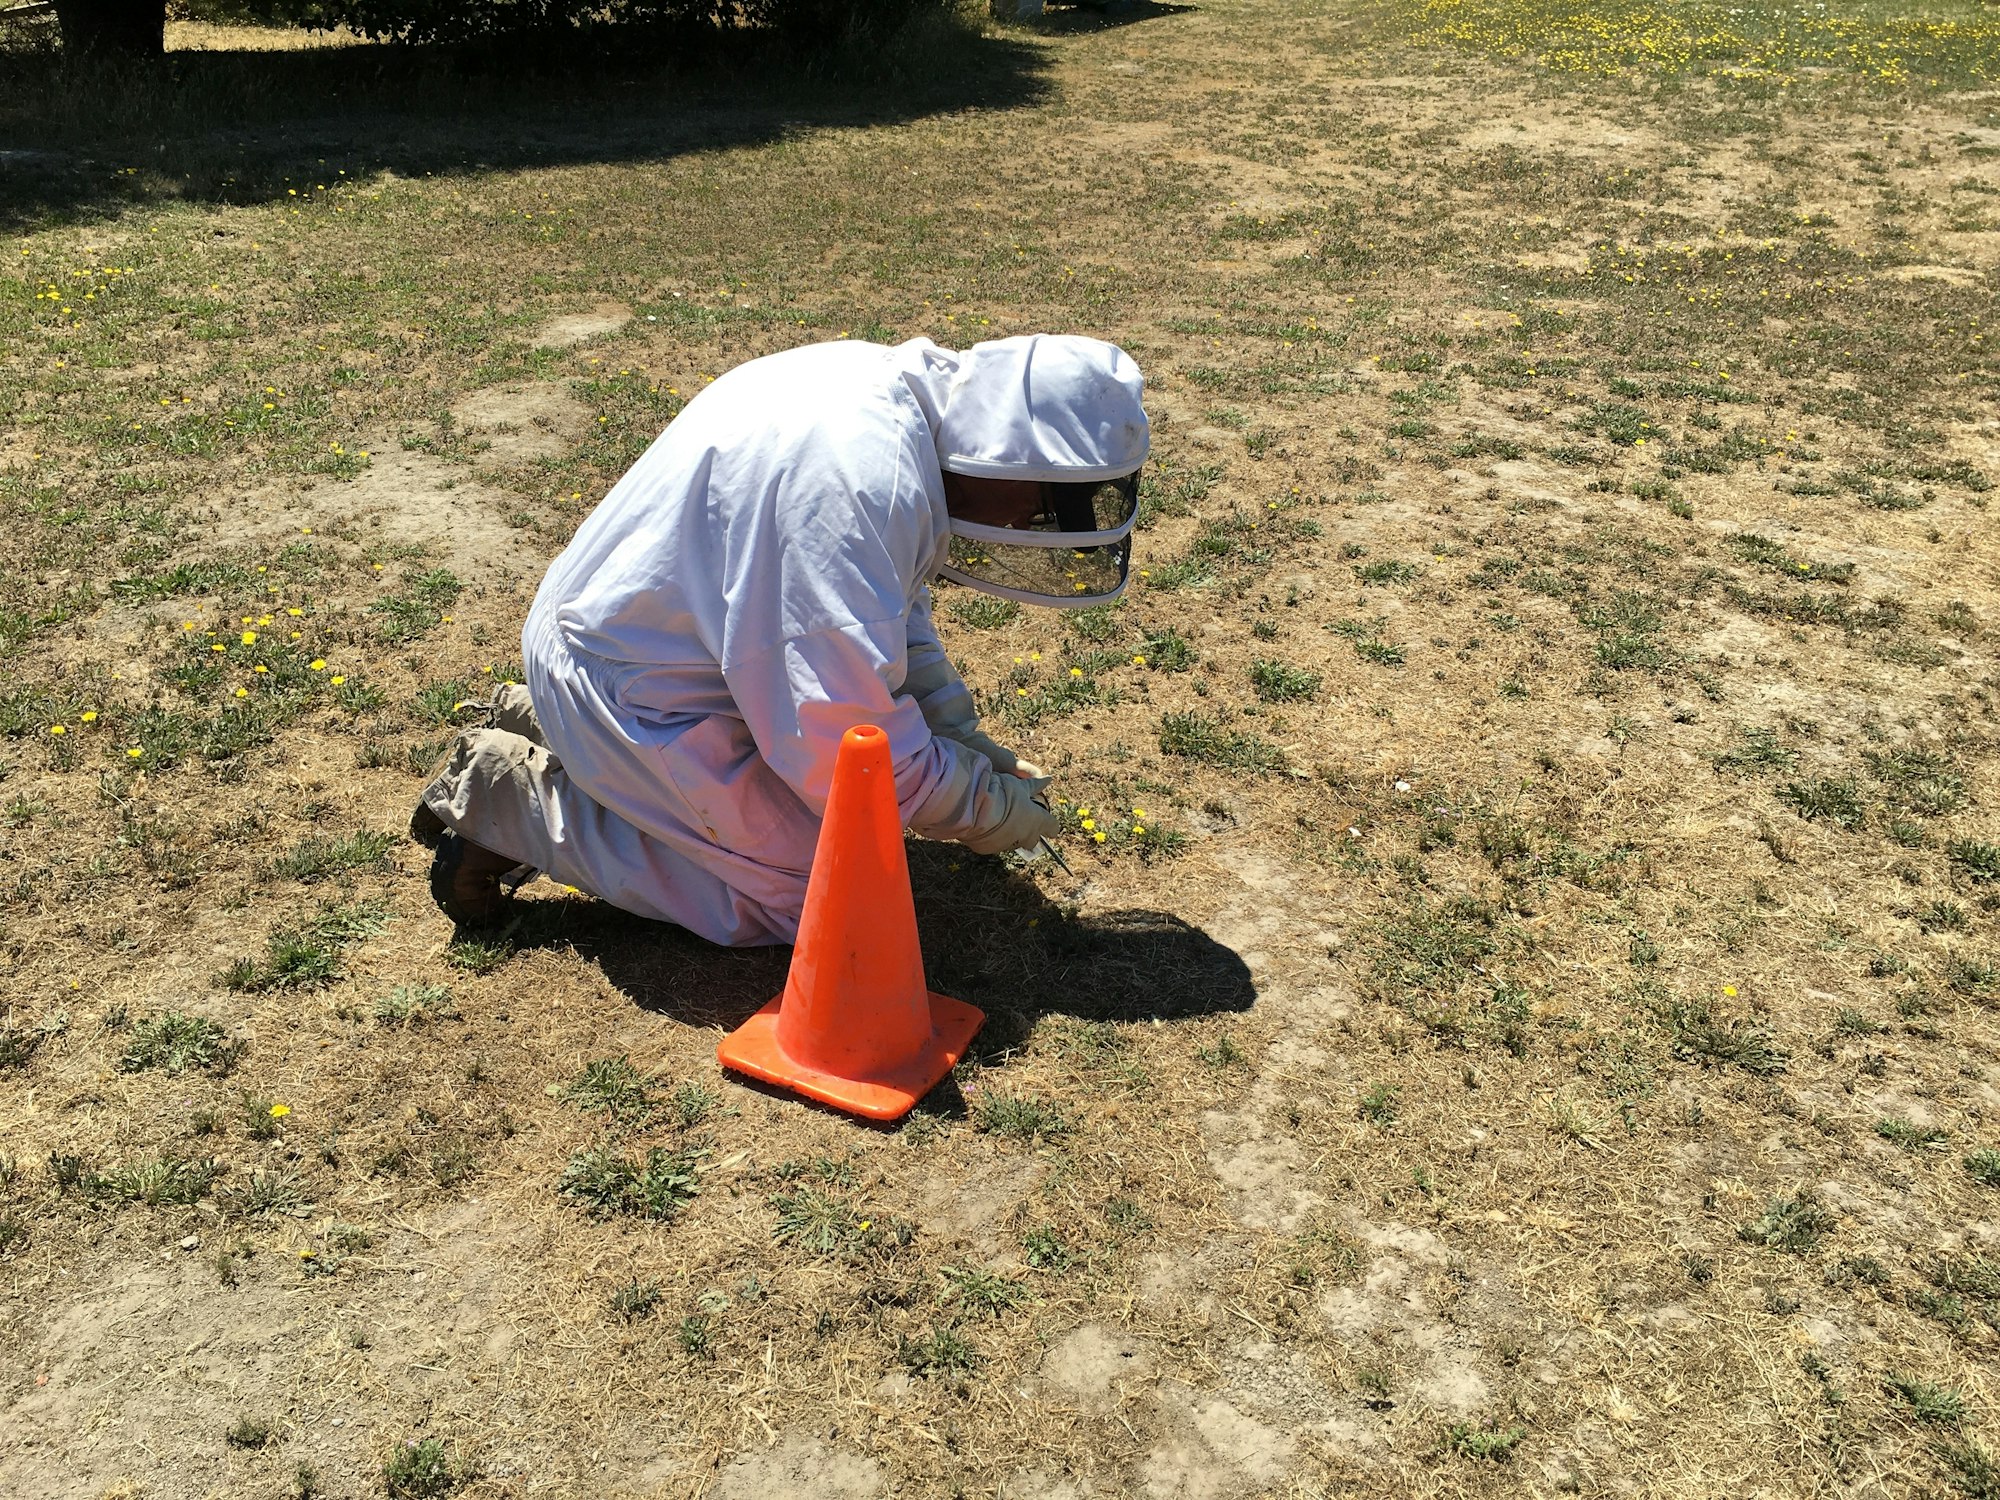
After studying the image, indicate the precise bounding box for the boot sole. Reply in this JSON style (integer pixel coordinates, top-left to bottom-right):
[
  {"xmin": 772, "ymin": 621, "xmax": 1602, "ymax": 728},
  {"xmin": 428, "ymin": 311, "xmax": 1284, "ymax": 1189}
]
[
  {"xmin": 427, "ymin": 832, "xmax": 510, "ymax": 927},
  {"xmin": 410, "ymin": 801, "xmax": 448, "ymax": 849}
]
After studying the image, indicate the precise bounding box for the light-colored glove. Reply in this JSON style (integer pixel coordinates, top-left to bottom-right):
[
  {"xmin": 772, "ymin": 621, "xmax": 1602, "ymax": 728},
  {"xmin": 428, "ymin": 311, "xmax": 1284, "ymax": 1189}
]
[
  {"xmin": 955, "ymin": 766, "xmax": 1059, "ymax": 855},
  {"xmin": 954, "ymin": 725, "xmax": 1021, "ymax": 777},
  {"xmin": 905, "ymin": 731, "xmax": 1057, "ymax": 855}
]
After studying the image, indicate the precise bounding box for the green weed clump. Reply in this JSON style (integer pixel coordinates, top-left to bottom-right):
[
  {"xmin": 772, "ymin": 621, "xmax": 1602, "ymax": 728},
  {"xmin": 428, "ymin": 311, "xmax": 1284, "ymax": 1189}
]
[
  {"xmin": 1140, "ymin": 628, "xmax": 1197, "ymax": 671},
  {"xmin": 374, "ymin": 984, "xmax": 456, "ymax": 1026},
  {"xmin": 1157, "ymin": 711, "xmax": 1285, "ymax": 771},
  {"xmin": 1068, "ymin": 605, "xmax": 1124, "ymax": 642},
  {"xmin": 770, "ymin": 1186, "xmax": 862, "ymax": 1254},
  {"xmin": 1949, "ymin": 840, "xmax": 2000, "ymax": 884},
  {"xmin": 563, "ymin": 1057, "xmax": 655, "ymax": 1121},
  {"xmin": 89, "ymin": 1155, "xmax": 221, "ymax": 1206},
  {"xmin": 265, "ymin": 828, "xmax": 398, "ymax": 884},
  {"xmin": 223, "ymin": 901, "xmax": 386, "ymax": 992},
  {"xmin": 938, "ymin": 1265, "xmax": 1028, "ymax": 1316},
  {"xmin": 1866, "ymin": 747, "xmax": 1965, "ymax": 817},
  {"xmin": 119, "ymin": 1011, "xmax": 242, "ymax": 1074},
  {"xmin": 974, "ymin": 1092, "xmax": 1071, "ymax": 1143},
  {"xmin": 1738, "ymin": 1192, "xmax": 1835, "ymax": 1255},
  {"xmin": 1936, "ymin": 1439, "xmax": 2000, "ymax": 1499},
  {"xmin": 1368, "ymin": 896, "xmax": 1498, "ymax": 1007},
  {"xmin": 898, "ymin": 1325, "xmax": 978, "ymax": 1376},
  {"xmin": 384, "ymin": 1436, "xmax": 462, "ymax": 1499},
  {"xmin": 1654, "ymin": 992, "xmax": 1787, "ymax": 1076},
  {"xmin": 1965, "ymin": 1149, "xmax": 2000, "ymax": 1188},
  {"xmin": 231, "ymin": 1168, "xmax": 311, "ymax": 1218},
  {"xmin": 1877, "ymin": 1117, "xmax": 1949, "ymax": 1151},
  {"xmin": 1249, "ymin": 657, "xmax": 1321, "ymax": 702},
  {"xmin": 445, "ymin": 938, "xmax": 513, "ymax": 974},
  {"xmin": 370, "ymin": 568, "xmax": 463, "ymax": 644},
  {"xmin": 1355, "ymin": 559, "xmax": 1418, "ymax": 586},
  {"xmin": 609, "ymin": 1278, "xmax": 662, "ymax": 1320},
  {"xmin": 1357, "ymin": 1082, "xmax": 1400, "ymax": 1128},
  {"xmin": 1445, "ymin": 1422, "xmax": 1525, "ymax": 1461},
  {"xmin": 1884, "ymin": 1374, "xmax": 1964, "ymax": 1425},
  {"xmin": 1713, "ymin": 727, "xmax": 1799, "ymax": 774},
  {"xmin": 225, "ymin": 1415, "xmax": 275, "ymax": 1449},
  {"xmin": 557, "ymin": 1146, "xmax": 700, "ymax": 1221},
  {"xmin": 1778, "ymin": 775, "xmax": 1866, "ymax": 829},
  {"xmin": 1329, "ymin": 617, "xmax": 1405, "ymax": 665},
  {"xmin": 949, "ymin": 594, "xmax": 1019, "ymax": 629}
]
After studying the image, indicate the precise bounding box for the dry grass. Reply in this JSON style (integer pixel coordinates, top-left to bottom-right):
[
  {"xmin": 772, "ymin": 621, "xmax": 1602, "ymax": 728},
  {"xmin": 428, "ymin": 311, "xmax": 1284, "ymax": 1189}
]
[{"xmin": 4, "ymin": 0, "xmax": 2000, "ymax": 1495}]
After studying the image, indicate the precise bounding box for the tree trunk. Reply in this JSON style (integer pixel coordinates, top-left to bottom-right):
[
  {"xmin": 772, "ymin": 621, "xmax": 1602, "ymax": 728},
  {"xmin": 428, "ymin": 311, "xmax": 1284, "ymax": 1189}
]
[{"xmin": 53, "ymin": 0, "xmax": 165, "ymax": 57}]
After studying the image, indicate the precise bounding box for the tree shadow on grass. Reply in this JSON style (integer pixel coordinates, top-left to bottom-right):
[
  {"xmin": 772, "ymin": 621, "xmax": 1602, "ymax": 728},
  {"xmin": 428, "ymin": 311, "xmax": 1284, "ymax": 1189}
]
[
  {"xmin": 502, "ymin": 837, "xmax": 1257, "ymax": 1075},
  {"xmin": 0, "ymin": 14, "xmax": 1055, "ymax": 231}
]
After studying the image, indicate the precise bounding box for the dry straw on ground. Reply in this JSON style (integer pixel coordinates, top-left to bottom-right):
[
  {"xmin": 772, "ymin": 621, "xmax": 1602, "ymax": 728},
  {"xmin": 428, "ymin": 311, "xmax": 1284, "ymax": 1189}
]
[{"xmin": 3, "ymin": 0, "xmax": 2000, "ymax": 1495}]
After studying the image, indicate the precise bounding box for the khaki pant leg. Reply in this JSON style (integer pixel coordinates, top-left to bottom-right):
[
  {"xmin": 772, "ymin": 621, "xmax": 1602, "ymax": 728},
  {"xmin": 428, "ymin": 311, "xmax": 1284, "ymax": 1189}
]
[
  {"xmin": 475, "ymin": 682, "xmax": 545, "ymax": 745},
  {"xmin": 417, "ymin": 727, "xmax": 796, "ymax": 943}
]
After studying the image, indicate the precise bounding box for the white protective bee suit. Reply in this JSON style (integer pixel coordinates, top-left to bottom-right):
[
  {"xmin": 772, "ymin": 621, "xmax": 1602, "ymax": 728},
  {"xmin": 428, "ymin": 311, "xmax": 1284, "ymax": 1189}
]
[{"xmin": 417, "ymin": 334, "xmax": 1149, "ymax": 946}]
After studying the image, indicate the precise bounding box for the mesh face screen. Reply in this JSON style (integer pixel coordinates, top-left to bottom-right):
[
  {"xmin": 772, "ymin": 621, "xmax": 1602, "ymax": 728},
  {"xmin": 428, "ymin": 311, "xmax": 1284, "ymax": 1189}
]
[
  {"xmin": 944, "ymin": 533, "xmax": 1130, "ymax": 603},
  {"xmin": 1045, "ymin": 476, "xmax": 1140, "ymax": 536}
]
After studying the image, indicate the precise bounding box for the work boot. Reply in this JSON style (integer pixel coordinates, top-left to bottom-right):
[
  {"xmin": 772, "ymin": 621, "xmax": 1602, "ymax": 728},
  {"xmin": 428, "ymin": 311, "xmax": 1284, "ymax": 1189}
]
[
  {"xmin": 411, "ymin": 740, "xmax": 520, "ymax": 925},
  {"xmin": 425, "ymin": 829, "xmax": 518, "ymax": 927}
]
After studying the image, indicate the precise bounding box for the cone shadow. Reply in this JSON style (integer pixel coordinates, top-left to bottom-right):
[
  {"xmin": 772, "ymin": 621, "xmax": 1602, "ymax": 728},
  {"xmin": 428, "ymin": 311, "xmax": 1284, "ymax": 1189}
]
[{"xmin": 506, "ymin": 838, "xmax": 1257, "ymax": 1048}]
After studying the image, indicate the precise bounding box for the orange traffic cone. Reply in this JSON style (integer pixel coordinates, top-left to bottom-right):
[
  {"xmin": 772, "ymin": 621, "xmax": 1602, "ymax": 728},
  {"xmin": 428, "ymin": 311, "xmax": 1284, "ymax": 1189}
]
[{"xmin": 717, "ymin": 724, "xmax": 985, "ymax": 1121}]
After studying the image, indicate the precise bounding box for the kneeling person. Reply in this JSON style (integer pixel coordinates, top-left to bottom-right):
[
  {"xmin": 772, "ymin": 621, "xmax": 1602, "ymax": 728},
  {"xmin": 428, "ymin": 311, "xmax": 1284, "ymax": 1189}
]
[{"xmin": 412, "ymin": 333, "xmax": 1148, "ymax": 946}]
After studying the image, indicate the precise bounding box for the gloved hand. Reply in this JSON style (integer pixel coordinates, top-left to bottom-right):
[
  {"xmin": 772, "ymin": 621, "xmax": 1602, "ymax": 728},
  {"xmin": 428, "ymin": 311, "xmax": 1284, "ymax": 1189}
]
[
  {"xmin": 956, "ymin": 766, "xmax": 1059, "ymax": 855},
  {"xmin": 954, "ymin": 725, "xmax": 1023, "ymax": 777}
]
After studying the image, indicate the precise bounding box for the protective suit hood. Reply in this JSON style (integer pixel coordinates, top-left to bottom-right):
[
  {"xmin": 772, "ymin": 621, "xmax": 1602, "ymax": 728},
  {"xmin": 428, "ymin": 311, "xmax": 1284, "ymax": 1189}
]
[
  {"xmin": 901, "ymin": 334, "xmax": 1148, "ymax": 609},
  {"xmin": 930, "ymin": 334, "xmax": 1149, "ymax": 482}
]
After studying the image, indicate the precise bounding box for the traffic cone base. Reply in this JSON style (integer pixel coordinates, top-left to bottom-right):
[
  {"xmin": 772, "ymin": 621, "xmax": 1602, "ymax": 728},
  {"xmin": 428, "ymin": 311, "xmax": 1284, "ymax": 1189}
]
[
  {"xmin": 714, "ymin": 723, "xmax": 983, "ymax": 1123},
  {"xmin": 718, "ymin": 990, "xmax": 984, "ymax": 1122}
]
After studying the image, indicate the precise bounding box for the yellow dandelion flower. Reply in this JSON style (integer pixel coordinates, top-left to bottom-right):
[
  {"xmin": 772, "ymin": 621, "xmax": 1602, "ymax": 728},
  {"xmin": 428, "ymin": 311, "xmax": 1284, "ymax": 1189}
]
[
  {"xmin": 253, "ymin": 664, "xmax": 268, "ymax": 674},
  {"xmin": 80, "ymin": 710, "xmax": 97, "ymax": 723},
  {"xmin": 331, "ymin": 675, "xmax": 346, "ymax": 685},
  {"xmin": 240, "ymin": 631, "xmax": 256, "ymax": 644},
  {"xmin": 1069, "ymin": 667, "xmax": 1083, "ymax": 678},
  {"xmin": 1132, "ymin": 807, "xmax": 1146, "ymax": 818},
  {"xmin": 309, "ymin": 659, "xmax": 326, "ymax": 671},
  {"xmin": 1133, "ymin": 825, "xmax": 1146, "ymax": 835},
  {"xmin": 1132, "ymin": 655, "xmax": 1146, "ymax": 665},
  {"xmin": 1722, "ymin": 984, "xmax": 1738, "ymax": 998},
  {"xmin": 1092, "ymin": 831, "xmax": 1106, "ymax": 843},
  {"xmin": 269, "ymin": 1103, "xmax": 290, "ymax": 1118},
  {"xmin": 1081, "ymin": 818, "xmax": 1096, "ymax": 831},
  {"xmin": 48, "ymin": 724, "xmax": 65, "ymax": 736},
  {"xmin": 127, "ymin": 748, "xmax": 142, "ymax": 759},
  {"xmin": 287, "ymin": 608, "xmax": 302, "ymax": 617}
]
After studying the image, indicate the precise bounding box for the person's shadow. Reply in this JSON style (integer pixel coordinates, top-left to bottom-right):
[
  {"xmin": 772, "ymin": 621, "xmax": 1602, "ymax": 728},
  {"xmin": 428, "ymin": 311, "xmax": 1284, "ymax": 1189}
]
[{"xmin": 503, "ymin": 838, "xmax": 1257, "ymax": 1094}]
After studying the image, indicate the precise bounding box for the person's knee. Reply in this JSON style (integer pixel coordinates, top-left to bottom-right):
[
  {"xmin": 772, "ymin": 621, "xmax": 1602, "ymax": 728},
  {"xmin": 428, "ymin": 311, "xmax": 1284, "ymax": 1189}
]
[{"xmin": 485, "ymin": 683, "xmax": 544, "ymax": 744}]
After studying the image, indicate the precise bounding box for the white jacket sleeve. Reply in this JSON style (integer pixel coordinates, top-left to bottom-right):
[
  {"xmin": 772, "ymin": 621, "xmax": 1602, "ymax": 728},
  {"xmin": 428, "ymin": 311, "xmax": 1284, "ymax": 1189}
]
[
  {"xmin": 724, "ymin": 619, "xmax": 1053, "ymax": 853},
  {"xmin": 900, "ymin": 589, "xmax": 1022, "ymax": 776}
]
